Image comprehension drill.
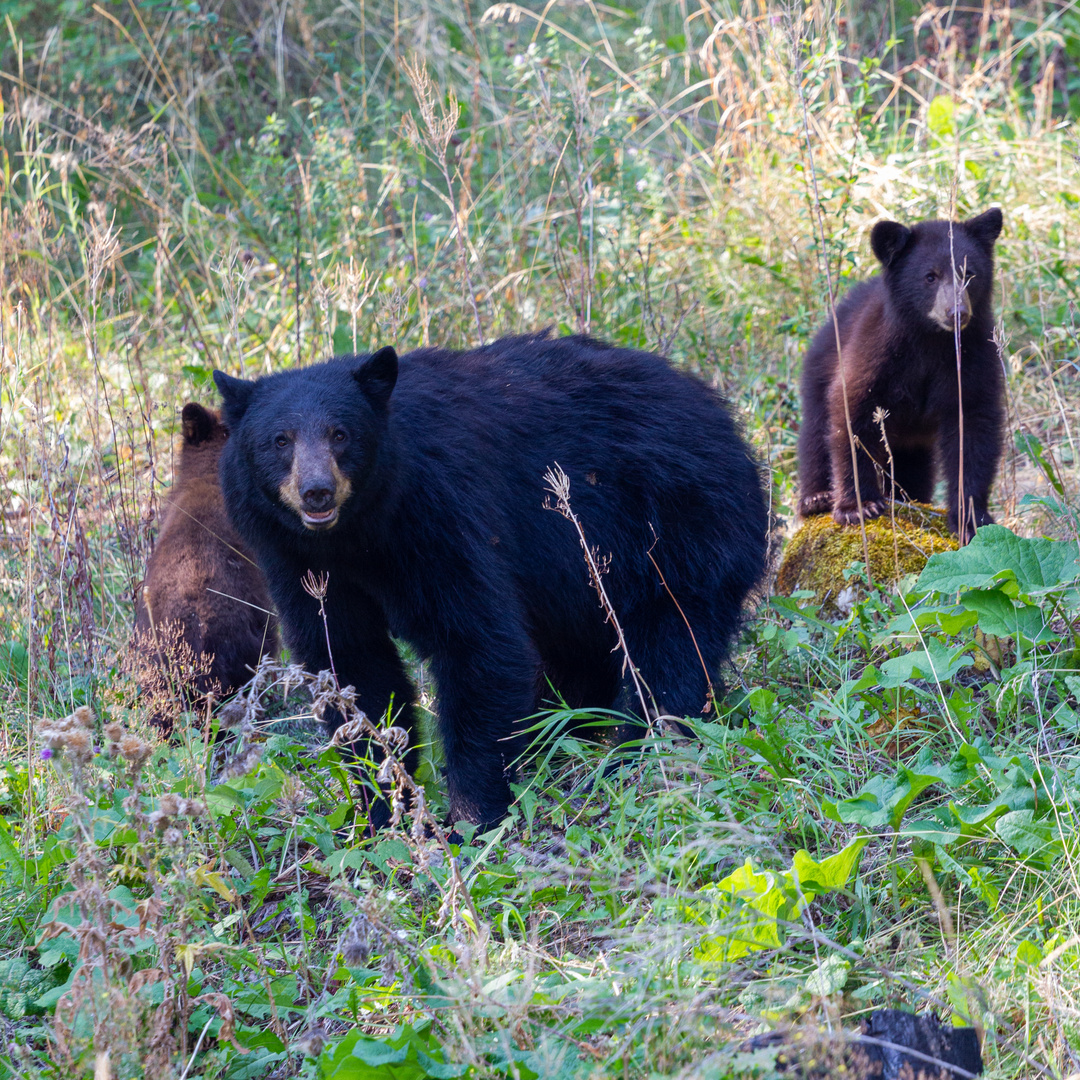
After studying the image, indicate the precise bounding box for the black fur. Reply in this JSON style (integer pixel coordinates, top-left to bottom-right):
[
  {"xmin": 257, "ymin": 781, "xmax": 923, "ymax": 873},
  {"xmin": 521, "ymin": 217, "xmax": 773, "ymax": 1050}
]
[{"xmin": 214, "ymin": 332, "xmax": 768, "ymax": 826}]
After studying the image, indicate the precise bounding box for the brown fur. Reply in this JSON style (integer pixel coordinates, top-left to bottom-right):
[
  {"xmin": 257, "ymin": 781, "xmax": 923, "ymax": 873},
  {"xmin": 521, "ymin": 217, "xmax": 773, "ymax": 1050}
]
[
  {"xmin": 134, "ymin": 403, "xmax": 278, "ymax": 726},
  {"xmin": 797, "ymin": 209, "xmax": 1004, "ymax": 542}
]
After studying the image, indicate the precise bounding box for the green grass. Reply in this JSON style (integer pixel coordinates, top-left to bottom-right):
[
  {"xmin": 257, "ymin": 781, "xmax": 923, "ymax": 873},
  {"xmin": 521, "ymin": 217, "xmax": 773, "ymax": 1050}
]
[{"xmin": 3, "ymin": 1, "xmax": 1080, "ymax": 1076}]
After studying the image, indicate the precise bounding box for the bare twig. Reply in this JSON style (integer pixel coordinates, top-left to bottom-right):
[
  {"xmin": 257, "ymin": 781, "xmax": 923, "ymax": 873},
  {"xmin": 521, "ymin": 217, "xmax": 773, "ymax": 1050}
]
[
  {"xmin": 543, "ymin": 464, "xmax": 655, "ymax": 723},
  {"xmin": 401, "ymin": 56, "xmax": 485, "ymax": 343},
  {"xmin": 786, "ymin": 10, "xmax": 872, "ymax": 578},
  {"xmin": 300, "ymin": 570, "xmax": 336, "ymax": 683},
  {"xmin": 874, "ymin": 406, "xmax": 900, "ymax": 578}
]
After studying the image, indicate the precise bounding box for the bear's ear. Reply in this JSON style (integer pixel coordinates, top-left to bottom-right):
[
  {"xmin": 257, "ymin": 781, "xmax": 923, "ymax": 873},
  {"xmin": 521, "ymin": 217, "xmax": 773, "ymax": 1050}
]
[
  {"xmin": 965, "ymin": 207, "xmax": 1003, "ymax": 248},
  {"xmin": 181, "ymin": 402, "xmax": 216, "ymax": 446},
  {"xmin": 870, "ymin": 220, "xmax": 913, "ymax": 267},
  {"xmin": 353, "ymin": 346, "xmax": 398, "ymax": 409},
  {"xmin": 213, "ymin": 370, "xmax": 255, "ymax": 426}
]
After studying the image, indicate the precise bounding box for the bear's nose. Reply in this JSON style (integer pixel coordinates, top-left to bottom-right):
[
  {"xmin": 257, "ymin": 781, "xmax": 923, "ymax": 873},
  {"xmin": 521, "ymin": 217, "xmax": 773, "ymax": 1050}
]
[{"xmin": 302, "ymin": 487, "xmax": 335, "ymax": 512}]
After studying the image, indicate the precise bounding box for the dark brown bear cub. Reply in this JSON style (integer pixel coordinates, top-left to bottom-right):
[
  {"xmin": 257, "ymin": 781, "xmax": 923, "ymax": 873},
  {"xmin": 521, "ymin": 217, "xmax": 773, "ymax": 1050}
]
[
  {"xmin": 134, "ymin": 403, "xmax": 277, "ymax": 723},
  {"xmin": 797, "ymin": 208, "xmax": 1004, "ymax": 542}
]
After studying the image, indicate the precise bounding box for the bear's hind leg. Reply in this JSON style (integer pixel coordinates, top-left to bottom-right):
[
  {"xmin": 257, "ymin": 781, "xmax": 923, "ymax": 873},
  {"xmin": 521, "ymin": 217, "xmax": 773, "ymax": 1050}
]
[
  {"xmin": 890, "ymin": 446, "xmax": 935, "ymax": 504},
  {"xmin": 797, "ymin": 412, "xmax": 834, "ymax": 518},
  {"xmin": 617, "ymin": 604, "xmax": 718, "ymax": 738},
  {"xmin": 539, "ymin": 646, "xmax": 622, "ymax": 748},
  {"xmin": 798, "ymin": 351, "xmax": 835, "ymax": 518},
  {"xmin": 431, "ymin": 616, "xmax": 544, "ymax": 829}
]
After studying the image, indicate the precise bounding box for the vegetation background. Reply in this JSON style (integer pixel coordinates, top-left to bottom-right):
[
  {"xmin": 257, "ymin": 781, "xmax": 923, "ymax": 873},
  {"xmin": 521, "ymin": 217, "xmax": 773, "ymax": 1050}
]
[{"xmin": 2, "ymin": 0, "xmax": 1080, "ymax": 1076}]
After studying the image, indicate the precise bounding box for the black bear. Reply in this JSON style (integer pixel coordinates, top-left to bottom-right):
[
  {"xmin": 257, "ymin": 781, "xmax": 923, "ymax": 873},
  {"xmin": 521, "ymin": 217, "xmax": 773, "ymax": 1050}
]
[
  {"xmin": 134, "ymin": 403, "xmax": 278, "ymax": 724},
  {"xmin": 213, "ymin": 332, "xmax": 767, "ymax": 827},
  {"xmin": 797, "ymin": 208, "xmax": 1004, "ymax": 542}
]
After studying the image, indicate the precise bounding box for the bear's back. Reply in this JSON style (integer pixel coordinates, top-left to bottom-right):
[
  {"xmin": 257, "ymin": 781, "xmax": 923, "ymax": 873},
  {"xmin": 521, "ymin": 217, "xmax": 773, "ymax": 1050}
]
[
  {"xmin": 393, "ymin": 333, "xmax": 743, "ymax": 462},
  {"xmin": 381, "ymin": 333, "xmax": 766, "ymax": 599}
]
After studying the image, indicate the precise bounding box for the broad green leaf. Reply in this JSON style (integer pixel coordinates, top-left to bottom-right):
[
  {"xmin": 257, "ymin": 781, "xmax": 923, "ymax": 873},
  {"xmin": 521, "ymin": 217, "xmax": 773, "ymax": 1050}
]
[
  {"xmin": 932, "ymin": 842, "xmax": 1000, "ymax": 907},
  {"xmin": 350, "ymin": 1040, "xmax": 411, "ymax": 1066},
  {"xmin": 959, "ymin": 588, "xmax": 1052, "ymax": 643},
  {"xmin": 965, "ymin": 865, "xmax": 1001, "ymax": 910},
  {"xmin": 884, "ymin": 605, "xmax": 978, "ymax": 638},
  {"xmin": 824, "ymin": 769, "xmax": 939, "ymax": 830},
  {"xmin": 995, "ymin": 809, "xmax": 1062, "ymax": 865},
  {"xmin": 206, "ymin": 783, "xmax": 246, "ymax": 817},
  {"xmin": 928, "ymin": 94, "xmax": 956, "ymax": 137},
  {"xmin": 946, "ymin": 974, "xmax": 989, "ymax": 1028},
  {"xmin": 948, "ymin": 785, "xmax": 1035, "ymax": 832},
  {"xmin": 791, "ymin": 837, "xmax": 869, "ymax": 892},
  {"xmin": 1052, "ymin": 701, "xmax": 1080, "ymax": 732},
  {"xmin": 1015, "ymin": 940, "xmax": 1044, "ymax": 969},
  {"xmin": 320, "ymin": 1024, "xmax": 466, "ymax": 1080},
  {"xmin": 903, "ymin": 819, "xmax": 961, "ymax": 847},
  {"xmin": 918, "ymin": 525, "xmax": 1080, "ymax": 598},
  {"xmin": 805, "ymin": 954, "xmax": 850, "ymax": 996},
  {"xmin": 879, "ymin": 636, "xmax": 973, "ymax": 687},
  {"xmin": 691, "ymin": 840, "xmax": 867, "ymax": 963}
]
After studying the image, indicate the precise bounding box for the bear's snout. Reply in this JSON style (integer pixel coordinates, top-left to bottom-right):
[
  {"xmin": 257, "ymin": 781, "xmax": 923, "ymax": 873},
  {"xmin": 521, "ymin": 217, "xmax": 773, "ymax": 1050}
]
[
  {"xmin": 301, "ymin": 485, "xmax": 335, "ymax": 512},
  {"xmin": 278, "ymin": 438, "xmax": 354, "ymax": 530},
  {"xmin": 929, "ymin": 277, "xmax": 973, "ymax": 332}
]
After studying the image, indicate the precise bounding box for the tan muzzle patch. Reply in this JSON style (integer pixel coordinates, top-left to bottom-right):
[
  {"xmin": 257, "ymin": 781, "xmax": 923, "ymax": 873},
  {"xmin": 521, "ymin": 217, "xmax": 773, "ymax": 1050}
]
[
  {"xmin": 278, "ymin": 440, "xmax": 353, "ymax": 530},
  {"xmin": 929, "ymin": 279, "xmax": 972, "ymax": 332}
]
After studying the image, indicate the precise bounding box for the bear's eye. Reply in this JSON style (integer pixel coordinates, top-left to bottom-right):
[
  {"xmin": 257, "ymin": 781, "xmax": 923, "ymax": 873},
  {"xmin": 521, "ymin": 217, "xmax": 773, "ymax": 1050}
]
[
  {"xmin": 274, "ymin": 434, "xmax": 290, "ymax": 449},
  {"xmin": 925, "ymin": 272, "xmax": 937, "ymax": 283},
  {"xmin": 331, "ymin": 429, "xmax": 348, "ymax": 444}
]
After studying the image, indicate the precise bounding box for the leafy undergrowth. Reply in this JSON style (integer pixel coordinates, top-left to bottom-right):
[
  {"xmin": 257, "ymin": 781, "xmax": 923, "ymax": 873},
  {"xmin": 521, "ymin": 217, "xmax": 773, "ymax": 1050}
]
[
  {"xmin": 3, "ymin": 0, "xmax": 1080, "ymax": 1076},
  {"xmin": 2, "ymin": 525, "xmax": 1080, "ymax": 1077}
]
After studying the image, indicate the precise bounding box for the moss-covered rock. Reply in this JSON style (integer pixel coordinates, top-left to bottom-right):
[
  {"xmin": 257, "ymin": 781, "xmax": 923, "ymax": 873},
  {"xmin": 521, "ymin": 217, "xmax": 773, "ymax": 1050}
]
[{"xmin": 776, "ymin": 503, "xmax": 958, "ymax": 613}]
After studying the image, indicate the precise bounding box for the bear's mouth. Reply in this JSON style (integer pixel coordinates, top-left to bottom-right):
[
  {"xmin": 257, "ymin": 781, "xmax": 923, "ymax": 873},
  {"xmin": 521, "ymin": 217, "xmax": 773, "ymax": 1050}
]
[{"xmin": 300, "ymin": 507, "xmax": 339, "ymax": 529}]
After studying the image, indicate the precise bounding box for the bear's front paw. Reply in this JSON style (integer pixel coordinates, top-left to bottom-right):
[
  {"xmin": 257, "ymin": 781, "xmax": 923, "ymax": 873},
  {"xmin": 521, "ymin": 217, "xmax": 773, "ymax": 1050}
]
[
  {"xmin": 832, "ymin": 497, "xmax": 889, "ymax": 526},
  {"xmin": 798, "ymin": 491, "xmax": 833, "ymax": 518}
]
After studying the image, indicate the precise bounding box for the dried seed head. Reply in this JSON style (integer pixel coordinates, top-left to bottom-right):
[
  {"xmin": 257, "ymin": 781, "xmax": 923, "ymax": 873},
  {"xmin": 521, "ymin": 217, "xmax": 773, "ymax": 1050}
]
[
  {"xmin": 311, "ymin": 669, "xmax": 338, "ymax": 700},
  {"xmin": 162, "ymin": 827, "xmax": 183, "ymax": 846},
  {"xmin": 219, "ymin": 744, "xmax": 264, "ymax": 781},
  {"xmin": 281, "ymin": 663, "xmax": 307, "ymax": 698},
  {"xmin": 183, "ymin": 799, "xmax": 206, "ymax": 819},
  {"xmin": 158, "ymin": 793, "xmax": 180, "ymax": 816},
  {"xmin": 382, "ymin": 726, "xmax": 410, "ymax": 755},
  {"xmin": 300, "ymin": 569, "xmax": 329, "ymax": 601},
  {"xmin": 216, "ymin": 699, "xmax": 246, "ymax": 731},
  {"xmin": 275, "ymin": 775, "xmax": 309, "ymax": 818},
  {"xmin": 327, "ymin": 713, "xmax": 370, "ymax": 748},
  {"xmin": 64, "ymin": 729, "xmax": 94, "ymax": 765},
  {"xmin": 103, "ymin": 722, "xmax": 124, "ymax": 742},
  {"xmin": 341, "ymin": 913, "xmax": 376, "ymax": 965},
  {"xmin": 119, "ymin": 733, "xmax": 152, "ymax": 766},
  {"xmin": 148, "ymin": 810, "xmax": 169, "ymax": 831},
  {"xmin": 294, "ymin": 1024, "xmax": 328, "ymax": 1057}
]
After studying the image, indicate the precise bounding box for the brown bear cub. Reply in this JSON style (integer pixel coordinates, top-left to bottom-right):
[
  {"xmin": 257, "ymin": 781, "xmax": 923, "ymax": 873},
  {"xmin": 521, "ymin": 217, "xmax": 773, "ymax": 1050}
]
[
  {"xmin": 134, "ymin": 403, "xmax": 277, "ymax": 723},
  {"xmin": 797, "ymin": 208, "xmax": 1004, "ymax": 543}
]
